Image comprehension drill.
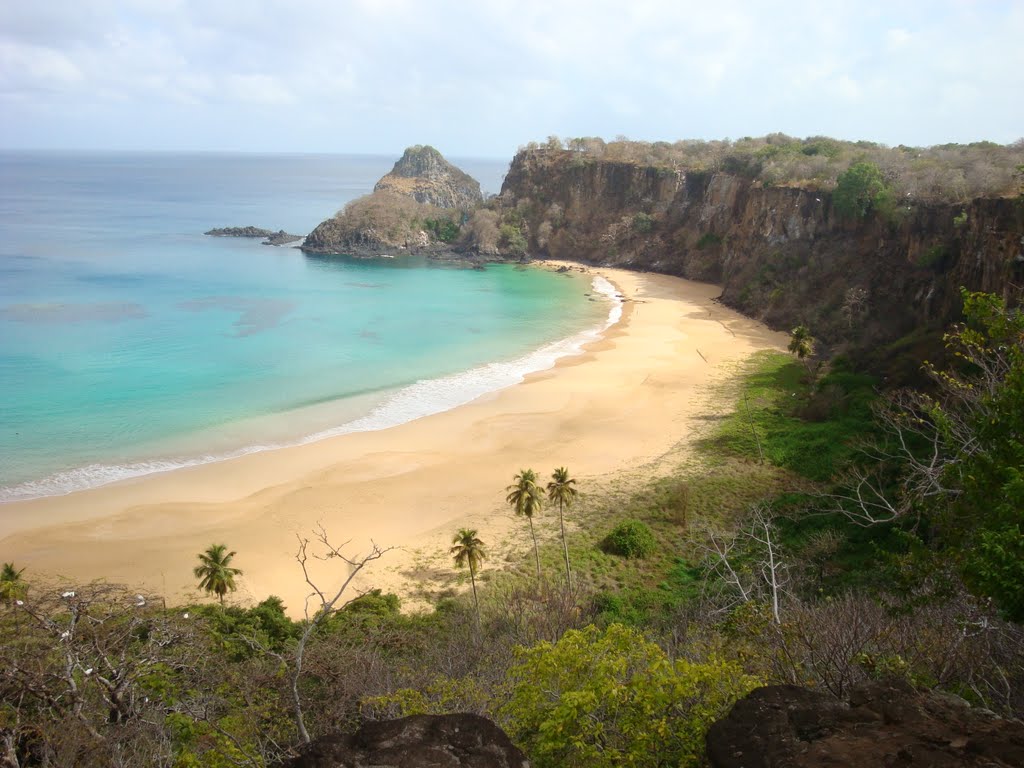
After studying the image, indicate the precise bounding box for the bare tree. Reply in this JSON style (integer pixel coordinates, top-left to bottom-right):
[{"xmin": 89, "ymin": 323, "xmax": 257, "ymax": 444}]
[
  {"xmin": 696, "ymin": 505, "xmax": 790, "ymax": 624},
  {"xmin": 286, "ymin": 526, "xmax": 392, "ymax": 744}
]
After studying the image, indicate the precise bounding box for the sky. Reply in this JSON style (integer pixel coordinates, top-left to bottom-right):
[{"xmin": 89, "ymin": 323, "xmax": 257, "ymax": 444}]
[{"xmin": 1, "ymin": 0, "xmax": 1022, "ymax": 159}]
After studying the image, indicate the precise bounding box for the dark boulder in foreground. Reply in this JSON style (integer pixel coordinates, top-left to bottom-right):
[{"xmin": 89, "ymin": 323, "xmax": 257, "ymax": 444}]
[
  {"xmin": 706, "ymin": 680, "xmax": 1024, "ymax": 768},
  {"xmin": 280, "ymin": 713, "xmax": 529, "ymax": 768}
]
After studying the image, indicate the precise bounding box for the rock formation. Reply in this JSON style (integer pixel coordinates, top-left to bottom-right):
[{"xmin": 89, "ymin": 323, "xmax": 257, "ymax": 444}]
[
  {"xmin": 705, "ymin": 680, "xmax": 1024, "ymax": 768},
  {"xmin": 279, "ymin": 713, "xmax": 529, "ymax": 768},
  {"xmin": 303, "ymin": 147, "xmax": 482, "ymax": 257},
  {"xmin": 205, "ymin": 226, "xmax": 303, "ymax": 245},
  {"xmin": 374, "ymin": 145, "xmax": 483, "ymax": 209}
]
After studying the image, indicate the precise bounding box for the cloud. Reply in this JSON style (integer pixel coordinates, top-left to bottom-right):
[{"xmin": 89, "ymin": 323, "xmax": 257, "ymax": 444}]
[{"xmin": 0, "ymin": 0, "xmax": 1021, "ymax": 153}]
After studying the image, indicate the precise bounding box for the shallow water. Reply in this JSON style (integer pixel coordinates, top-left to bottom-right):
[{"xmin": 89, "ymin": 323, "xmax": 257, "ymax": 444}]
[{"xmin": 0, "ymin": 152, "xmax": 614, "ymax": 500}]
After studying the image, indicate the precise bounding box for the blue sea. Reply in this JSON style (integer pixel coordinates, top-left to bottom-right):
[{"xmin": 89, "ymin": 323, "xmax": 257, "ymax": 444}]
[{"xmin": 0, "ymin": 151, "xmax": 618, "ymax": 502}]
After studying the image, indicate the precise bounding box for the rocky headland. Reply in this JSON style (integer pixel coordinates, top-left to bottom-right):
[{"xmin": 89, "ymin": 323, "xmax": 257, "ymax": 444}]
[{"xmin": 303, "ymin": 146, "xmax": 484, "ymax": 259}]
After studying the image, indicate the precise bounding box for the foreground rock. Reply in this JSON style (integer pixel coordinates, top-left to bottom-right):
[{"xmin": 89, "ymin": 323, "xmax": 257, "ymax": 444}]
[
  {"xmin": 280, "ymin": 714, "xmax": 529, "ymax": 768},
  {"xmin": 374, "ymin": 145, "xmax": 483, "ymax": 209},
  {"xmin": 205, "ymin": 226, "xmax": 303, "ymax": 245},
  {"xmin": 706, "ymin": 680, "xmax": 1024, "ymax": 768}
]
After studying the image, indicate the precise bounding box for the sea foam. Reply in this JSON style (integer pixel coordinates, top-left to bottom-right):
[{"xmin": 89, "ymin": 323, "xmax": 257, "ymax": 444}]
[{"xmin": 0, "ymin": 275, "xmax": 622, "ymax": 503}]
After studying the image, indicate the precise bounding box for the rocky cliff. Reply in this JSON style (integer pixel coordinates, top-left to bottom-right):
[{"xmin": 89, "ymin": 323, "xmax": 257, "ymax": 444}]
[
  {"xmin": 374, "ymin": 145, "xmax": 483, "ymax": 209},
  {"xmin": 498, "ymin": 148, "xmax": 1024, "ymax": 371}
]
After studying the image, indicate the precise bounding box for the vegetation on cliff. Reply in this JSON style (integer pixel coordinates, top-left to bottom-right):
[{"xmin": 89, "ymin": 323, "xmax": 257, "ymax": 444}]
[{"xmin": 521, "ymin": 133, "xmax": 1024, "ymax": 201}]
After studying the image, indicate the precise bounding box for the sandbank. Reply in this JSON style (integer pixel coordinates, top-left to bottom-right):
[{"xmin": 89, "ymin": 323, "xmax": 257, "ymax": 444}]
[{"xmin": 0, "ymin": 266, "xmax": 787, "ymax": 616}]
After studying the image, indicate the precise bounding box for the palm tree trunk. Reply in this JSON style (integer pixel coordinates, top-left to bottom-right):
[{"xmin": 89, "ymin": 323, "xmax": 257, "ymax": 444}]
[
  {"xmin": 528, "ymin": 516, "xmax": 541, "ymax": 580},
  {"xmin": 558, "ymin": 500, "xmax": 572, "ymax": 590},
  {"xmin": 469, "ymin": 563, "xmax": 480, "ymax": 628}
]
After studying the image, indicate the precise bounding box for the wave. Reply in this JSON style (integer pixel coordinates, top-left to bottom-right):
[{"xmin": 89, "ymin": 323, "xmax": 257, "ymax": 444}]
[{"xmin": 0, "ymin": 275, "xmax": 623, "ymax": 503}]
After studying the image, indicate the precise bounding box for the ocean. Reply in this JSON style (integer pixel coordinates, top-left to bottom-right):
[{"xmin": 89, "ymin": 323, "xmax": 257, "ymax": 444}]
[{"xmin": 0, "ymin": 151, "xmax": 618, "ymax": 502}]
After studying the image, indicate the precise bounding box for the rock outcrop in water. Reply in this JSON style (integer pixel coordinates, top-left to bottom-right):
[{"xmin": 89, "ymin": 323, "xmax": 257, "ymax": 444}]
[
  {"xmin": 205, "ymin": 226, "xmax": 303, "ymax": 245},
  {"xmin": 303, "ymin": 147, "xmax": 482, "ymax": 257}
]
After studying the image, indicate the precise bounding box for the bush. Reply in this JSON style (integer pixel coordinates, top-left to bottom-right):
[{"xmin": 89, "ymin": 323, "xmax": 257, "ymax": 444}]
[
  {"xmin": 499, "ymin": 223, "xmax": 528, "ymax": 256},
  {"xmin": 632, "ymin": 212, "xmax": 655, "ymax": 233},
  {"xmin": 833, "ymin": 161, "xmax": 892, "ymax": 220},
  {"xmin": 601, "ymin": 520, "xmax": 657, "ymax": 559},
  {"xmin": 500, "ymin": 623, "xmax": 760, "ymax": 768},
  {"xmin": 696, "ymin": 232, "xmax": 723, "ymax": 250}
]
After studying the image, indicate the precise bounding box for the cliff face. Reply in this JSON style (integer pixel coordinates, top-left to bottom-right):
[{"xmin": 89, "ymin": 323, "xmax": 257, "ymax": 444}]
[
  {"xmin": 500, "ymin": 149, "xmax": 1024, "ymax": 366},
  {"xmin": 374, "ymin": 145, "xmax": 483, "ymax": 209}
]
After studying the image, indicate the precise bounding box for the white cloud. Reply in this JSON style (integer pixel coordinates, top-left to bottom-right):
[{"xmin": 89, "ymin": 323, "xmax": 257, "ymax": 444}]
[{"xmin": 0, "ymin": 0, "xmax": 1022, "ymax": 152}]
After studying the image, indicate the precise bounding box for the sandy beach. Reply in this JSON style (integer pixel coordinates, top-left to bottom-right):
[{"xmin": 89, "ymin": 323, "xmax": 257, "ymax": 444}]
[{"xmin": 0, "ymin": 266, "xmax": 787, "ymax": 616}]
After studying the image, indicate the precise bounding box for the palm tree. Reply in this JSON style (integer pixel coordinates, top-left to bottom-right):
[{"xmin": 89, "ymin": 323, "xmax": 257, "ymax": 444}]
[
  {"xmin": 788, "ymin": 325, "xmax": 816, "ymax": 375},
  {"xmin": 193, "ymin": 544, "xmax": 243, "ymax": 605},
  {"xmin": 0, "ymin": 563, "xmax": 26, "ymax": 608},
  {"xmin": 450, "ymin": 528, "xmax": 486, "ymax": 623},
  {"xmin": 507, "ymin": 468, "xmax": 544, "ymax": 579},
  {"xmin": 547, "ymin": 467, "xmax": 578, "ymax": 589}
]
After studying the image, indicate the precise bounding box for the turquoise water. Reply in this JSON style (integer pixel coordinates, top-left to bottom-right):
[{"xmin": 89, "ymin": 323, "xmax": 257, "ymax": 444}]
[{"xmin": 0, "ymin": 152, "xmax": 615, "ymax": 501}]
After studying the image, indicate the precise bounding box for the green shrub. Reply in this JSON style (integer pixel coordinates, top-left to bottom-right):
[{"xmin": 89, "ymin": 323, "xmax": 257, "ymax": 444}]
[
  {"xmin": 953, "ymin": 210, "xmax": 968, "ymax": 228},
  {"xmin": 424, "ymin": 217, "xmax": 460, "ymax": 243},
  {"xmin": 696, "ymin": 232, "xmax": 723, "ymax": 250},
  {"xmin": 499, "ymin": 223, "xmax": 528, "ymax": 255},
  {"xmin": 833, "ymin": 161, "xmax": 891, "ymax": 220},
  {"xmin": 632, "ymin": 212, "xmax": 655, "ymax": 233},
  {"xmin": 500, "ymin": 623, "xmax": 760, "ymax": 768},
  {"xmin": 601, "ymin": 520, "xmax": 657, "ymax": 559}
]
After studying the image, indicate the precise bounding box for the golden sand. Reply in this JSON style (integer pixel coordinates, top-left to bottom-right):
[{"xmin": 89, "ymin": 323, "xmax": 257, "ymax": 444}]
[{"xmin": 0, "ymin": 266, "xmax": 787, "ymax": 616}]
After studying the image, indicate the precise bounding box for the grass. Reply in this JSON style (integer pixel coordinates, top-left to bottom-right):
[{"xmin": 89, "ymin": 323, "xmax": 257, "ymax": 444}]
[{"xmin": 441, "ymin": 349, "xmax": 891, "ymax": 626}]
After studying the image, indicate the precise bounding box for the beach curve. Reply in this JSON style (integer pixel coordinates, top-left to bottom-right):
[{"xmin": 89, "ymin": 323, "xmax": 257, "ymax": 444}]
[{"xmin": 0, "ymin": 266, "xmax": 788, "ymax": 617}]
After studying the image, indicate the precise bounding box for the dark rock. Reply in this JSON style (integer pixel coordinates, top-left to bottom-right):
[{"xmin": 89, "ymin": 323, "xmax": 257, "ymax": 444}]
[
  {"xmin": 262, "ymin": 230, "xmax": 303, "ymax": 246},
  {"xmin": 280, "ymin": 713, "xmax": 529, "ymax": 768},
  {"xmin": 205, "ymin": 226, "xmax": 275, "ymax": 238},
  {"xmin": 706, "ymin": 681, "xmax": 1024, "ymax": 768}
]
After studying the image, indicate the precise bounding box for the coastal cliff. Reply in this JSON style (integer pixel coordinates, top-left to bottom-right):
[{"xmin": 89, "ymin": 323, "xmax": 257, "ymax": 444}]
[{"xmin": 496, "ymin": 148, "xmax": 1024, "ymax": 369}]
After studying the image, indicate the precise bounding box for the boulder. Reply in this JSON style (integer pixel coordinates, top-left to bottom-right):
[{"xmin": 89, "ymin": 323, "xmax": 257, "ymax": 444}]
[
  {"xmin": 281, "ymin": 713, "xmax": 529, "ymax": 768},
  {"xmin": 706, "ymin": 680, "xmax": 1024, "ymax": 768}
]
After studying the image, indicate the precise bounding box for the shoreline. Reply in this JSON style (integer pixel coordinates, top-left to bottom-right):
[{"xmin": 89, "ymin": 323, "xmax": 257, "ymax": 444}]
[
  {"xmin": 0, "ymin": 266, "xmax": 788, "ymax": 617},
  {"xmin": 1, "ymin": 264, "xmax": 616, "ymax": 505}
]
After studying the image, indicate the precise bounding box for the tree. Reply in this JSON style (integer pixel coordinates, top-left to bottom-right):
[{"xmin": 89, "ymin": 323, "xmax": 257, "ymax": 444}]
[
  {"xmin": 833, "ymin": 161, "xmax": 892, "ymax": 220},
  {"xmin": 450, "ymin": 528, "xmax": 486, "ymax": 624},
  {"xmin": 507, "ymin": 469, "xmax": 544, "ymax": 579},
  {"xmin": 546, "ymin": 467, "xmax": 578, "ymax": 588},
  {"xmin": 288, "ymin": 527, "xmax": 392, "ymax": 743},
  {"xmin": 193, "ymin": 544, "xmax": 243, "ymax": 605},
  {"xmin": 0, "ymin": 562, "xmax": 26, "ymax": 608},
  {"xmin": 788, "ymin": 325, "xmax": 815, "ymax": 374}
]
